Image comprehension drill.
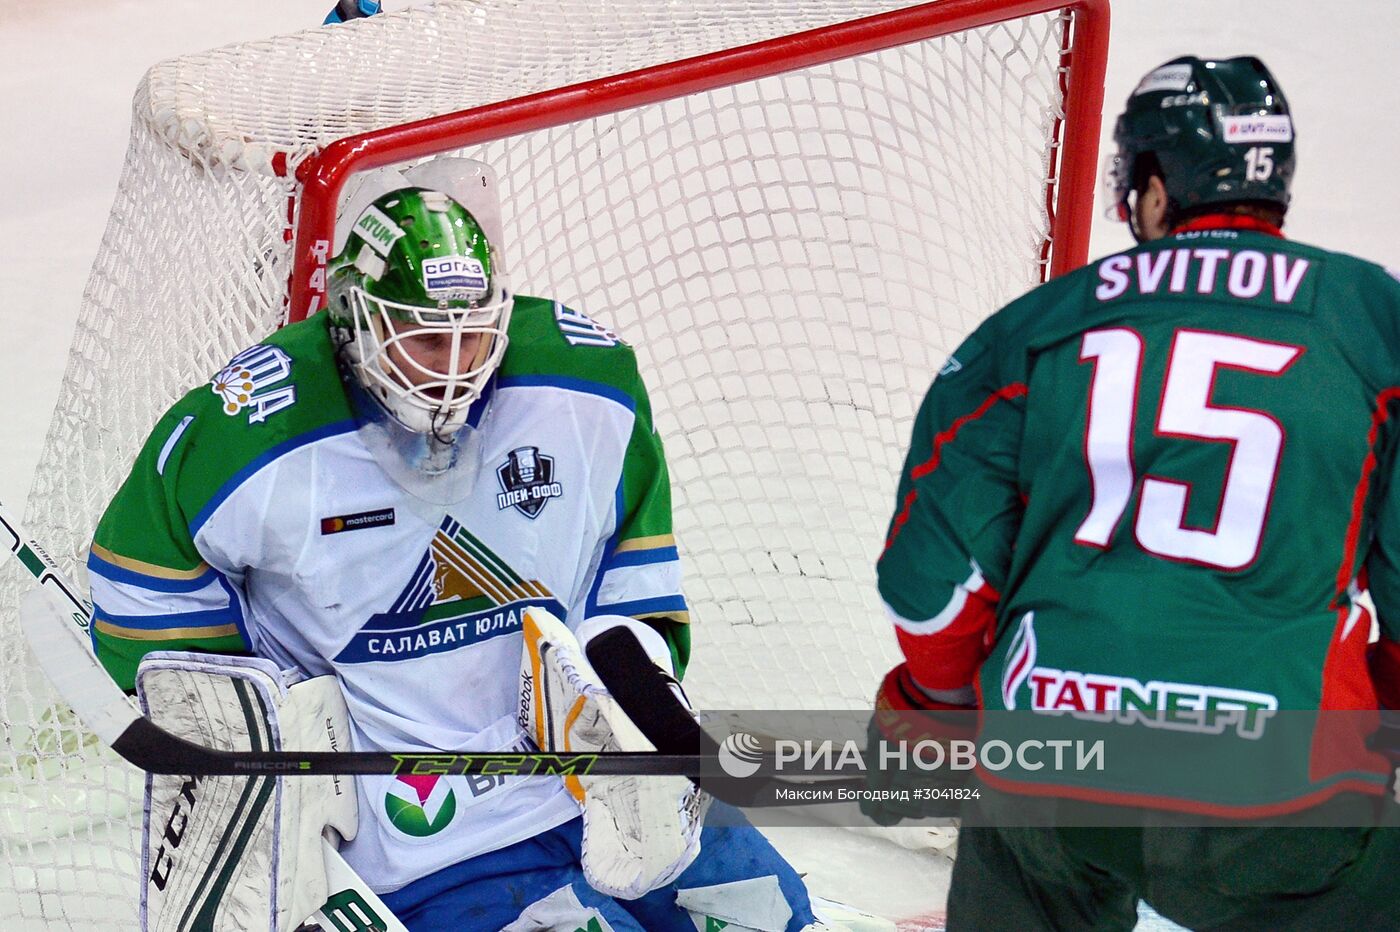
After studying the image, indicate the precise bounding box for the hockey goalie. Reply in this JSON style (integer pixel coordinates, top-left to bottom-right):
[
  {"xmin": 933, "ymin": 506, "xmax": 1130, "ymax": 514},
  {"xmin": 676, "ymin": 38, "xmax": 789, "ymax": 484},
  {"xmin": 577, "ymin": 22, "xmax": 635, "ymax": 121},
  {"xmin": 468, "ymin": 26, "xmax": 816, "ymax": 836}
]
[{"xmin": 81, "ymin": 157, "xmax": 845, "ymax": 930}]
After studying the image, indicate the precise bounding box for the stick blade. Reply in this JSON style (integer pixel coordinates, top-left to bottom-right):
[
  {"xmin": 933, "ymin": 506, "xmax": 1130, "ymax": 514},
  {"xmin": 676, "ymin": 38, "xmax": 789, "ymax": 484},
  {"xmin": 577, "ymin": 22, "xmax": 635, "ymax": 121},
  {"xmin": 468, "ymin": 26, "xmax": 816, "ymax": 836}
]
[
  {"xmin": 318, "ymin": 841, "xmax": 411, "ymax": 932},
  {"xmin": 18, "ymin": 586, "xmax": 139, "ymax": 747}
]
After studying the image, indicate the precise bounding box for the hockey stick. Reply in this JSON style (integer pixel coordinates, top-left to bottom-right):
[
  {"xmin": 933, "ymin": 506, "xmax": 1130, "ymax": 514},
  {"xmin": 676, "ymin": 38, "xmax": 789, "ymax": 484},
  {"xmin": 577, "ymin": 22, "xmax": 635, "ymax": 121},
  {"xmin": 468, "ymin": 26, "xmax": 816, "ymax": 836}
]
[
  {"xmin": 0, "ymin": 502, "xmax": 407, "ymax": 932},
  {"xmin": 4, "ymin": 509, "xmax": 700, "ymax": 778},
  {"xmin": 3, "ymin": 504, "xmax": 868, "ymax": 794}
]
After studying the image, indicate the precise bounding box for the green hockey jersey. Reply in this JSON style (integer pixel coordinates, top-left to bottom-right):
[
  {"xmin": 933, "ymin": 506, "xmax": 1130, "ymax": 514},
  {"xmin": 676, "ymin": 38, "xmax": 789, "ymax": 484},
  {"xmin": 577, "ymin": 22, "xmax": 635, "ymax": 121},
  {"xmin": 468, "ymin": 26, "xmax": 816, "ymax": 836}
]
[{"xmin": 879, "ymin": 221, "xmax": 1400, "ymax": 814}]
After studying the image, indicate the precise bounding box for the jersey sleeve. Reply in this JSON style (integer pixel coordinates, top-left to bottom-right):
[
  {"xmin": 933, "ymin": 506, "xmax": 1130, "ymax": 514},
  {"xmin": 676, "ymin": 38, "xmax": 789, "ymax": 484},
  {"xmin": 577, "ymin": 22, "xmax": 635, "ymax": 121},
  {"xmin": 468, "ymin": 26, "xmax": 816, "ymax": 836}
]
[
  {"xmin": 584, "ymin": 362, "xmax": 691, "ymax": 678},
  {"xmin": 1365, "ymin": 401, "xmax": 1400, "ymax": 710},
  {"xmin": 1359, "ymin": 272, "xmax": 1400, "ymax": 710},
  {"xmin": 876, "ymin": 320, "xmax": 1026, "ymax": 692},
  {"xmin": 87, "ymin": 315, "xmax": 354, "ymax": 691},
  {"xmin": 87, "ymin": 406, "xmax": 253, "ymax": 692}
]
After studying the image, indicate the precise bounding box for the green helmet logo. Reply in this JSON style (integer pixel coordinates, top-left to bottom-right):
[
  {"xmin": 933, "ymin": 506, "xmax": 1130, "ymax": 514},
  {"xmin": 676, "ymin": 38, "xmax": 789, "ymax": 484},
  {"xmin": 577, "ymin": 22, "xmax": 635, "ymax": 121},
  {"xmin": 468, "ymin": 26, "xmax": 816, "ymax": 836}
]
[
  {"xmin": 328, "ymin": 186, "xmax": 513, "ymax": 438},
  {"xmin": 1104, "ymin": 55, "xmax": 1295, "ymax": 227}
]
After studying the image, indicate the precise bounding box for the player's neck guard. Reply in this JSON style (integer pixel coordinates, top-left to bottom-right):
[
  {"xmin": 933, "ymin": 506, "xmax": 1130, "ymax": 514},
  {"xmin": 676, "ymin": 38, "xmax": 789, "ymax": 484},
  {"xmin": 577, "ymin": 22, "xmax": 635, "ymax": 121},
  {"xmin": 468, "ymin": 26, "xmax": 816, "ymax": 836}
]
[{"xmin": 345, "ymin": 375, "xmax": 494, "ymax": 505}]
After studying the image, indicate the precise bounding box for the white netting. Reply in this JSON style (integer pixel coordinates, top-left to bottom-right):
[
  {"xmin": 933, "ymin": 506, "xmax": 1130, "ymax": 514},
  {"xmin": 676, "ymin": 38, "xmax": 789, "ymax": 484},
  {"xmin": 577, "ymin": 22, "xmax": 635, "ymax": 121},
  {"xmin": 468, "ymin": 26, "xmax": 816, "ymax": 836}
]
[{"xmin": 0, "ymin": 1, "xmax": 1098, "ymax": 925}]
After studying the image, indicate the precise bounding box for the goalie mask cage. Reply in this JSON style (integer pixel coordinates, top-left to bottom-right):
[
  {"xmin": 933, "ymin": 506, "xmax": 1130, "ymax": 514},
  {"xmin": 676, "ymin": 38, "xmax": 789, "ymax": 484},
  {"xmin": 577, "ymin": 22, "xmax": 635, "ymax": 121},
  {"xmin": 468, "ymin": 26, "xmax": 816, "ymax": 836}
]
[{"xmin": 0, "ymin": 0, "xmax": 1107, "ymax": 925}]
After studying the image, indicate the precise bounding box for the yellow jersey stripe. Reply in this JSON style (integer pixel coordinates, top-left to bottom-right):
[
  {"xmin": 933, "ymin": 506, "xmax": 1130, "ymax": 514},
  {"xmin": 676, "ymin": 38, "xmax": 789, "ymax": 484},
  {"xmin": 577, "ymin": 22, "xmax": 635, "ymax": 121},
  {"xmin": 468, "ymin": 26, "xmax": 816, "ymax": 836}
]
[
  {"xmin": 614, "ymin": 534, "xmax": 676, "ymax": 554},
  {"xmin": 641, "ymin": 610, "xmax": 690, "ymax": 626},
  {"xmin": 90, "ymin": 542, "xmax": 210, "ymax": 581},
  {"xmin": 94, "ymin": 619, "xmax": 241, "ymax": 642}
]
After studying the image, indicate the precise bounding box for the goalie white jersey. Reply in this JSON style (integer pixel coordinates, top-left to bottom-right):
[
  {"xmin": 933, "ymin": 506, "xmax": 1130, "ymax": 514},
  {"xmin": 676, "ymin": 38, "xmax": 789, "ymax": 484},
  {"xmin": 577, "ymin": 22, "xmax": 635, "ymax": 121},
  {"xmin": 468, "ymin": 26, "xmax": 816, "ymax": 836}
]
[{"xmin": 87, "ymin": 299, "xmax": 690, "ymax": 892}]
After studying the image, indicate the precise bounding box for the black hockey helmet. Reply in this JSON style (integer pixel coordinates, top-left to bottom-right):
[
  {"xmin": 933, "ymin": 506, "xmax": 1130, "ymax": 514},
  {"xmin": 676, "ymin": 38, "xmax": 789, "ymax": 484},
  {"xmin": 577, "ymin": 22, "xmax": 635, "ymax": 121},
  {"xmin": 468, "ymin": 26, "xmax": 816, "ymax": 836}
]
[{"xmin": 1104, "ymin": 55, "xmax": 1295, "ymax": 231}]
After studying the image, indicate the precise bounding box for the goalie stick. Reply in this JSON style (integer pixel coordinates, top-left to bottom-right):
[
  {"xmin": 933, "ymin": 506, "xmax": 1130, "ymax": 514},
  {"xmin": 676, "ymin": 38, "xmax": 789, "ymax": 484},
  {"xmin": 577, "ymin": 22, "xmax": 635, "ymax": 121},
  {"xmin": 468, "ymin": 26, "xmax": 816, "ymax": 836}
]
[
  {"xmin": 2, "ymin": 502, "xmax": 867, "ymax": 795},
  {"xmin": 0, "ymin": 501, "xmax": 408, "ymax": 932}
]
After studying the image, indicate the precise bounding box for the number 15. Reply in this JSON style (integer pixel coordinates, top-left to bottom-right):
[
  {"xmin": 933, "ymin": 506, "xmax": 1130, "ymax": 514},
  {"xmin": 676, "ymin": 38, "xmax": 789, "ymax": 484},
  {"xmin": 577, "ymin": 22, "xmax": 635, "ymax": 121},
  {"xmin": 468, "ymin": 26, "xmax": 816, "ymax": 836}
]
[{"xmin": 1074, "ymin": 328, "xmax": 1303, "ymax": 570}]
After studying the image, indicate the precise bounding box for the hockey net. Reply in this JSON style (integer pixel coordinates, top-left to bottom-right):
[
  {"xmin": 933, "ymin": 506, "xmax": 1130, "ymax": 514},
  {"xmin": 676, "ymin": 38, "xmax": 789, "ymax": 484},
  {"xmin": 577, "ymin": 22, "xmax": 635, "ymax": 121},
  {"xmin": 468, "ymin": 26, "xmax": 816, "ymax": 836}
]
[{"xmin": 0, "ymin": 0, "xmax": 1107, "ymax": 925}]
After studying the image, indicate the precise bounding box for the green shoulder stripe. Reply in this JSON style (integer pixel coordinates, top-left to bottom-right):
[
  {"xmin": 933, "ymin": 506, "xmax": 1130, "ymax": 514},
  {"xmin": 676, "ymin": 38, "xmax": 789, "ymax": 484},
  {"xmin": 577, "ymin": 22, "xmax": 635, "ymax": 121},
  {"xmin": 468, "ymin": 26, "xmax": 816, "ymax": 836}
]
[
  {"xmin": 95, "ymin": 312, "xmax": 355, "ymax": 566},
  {"xmin": 499, "ymin": 299, "xmax": 669, "ymax": 538},
  {"xmin": 499, "ymin": 298, "xmax": 688, "ymax": 672},
  {"xmin": 499, "ymin": 297, "xmax": 652, "ymax": 409},
  {"xmin": 498, "ymin": 297, "xmax": 674, "ymax": 544}
]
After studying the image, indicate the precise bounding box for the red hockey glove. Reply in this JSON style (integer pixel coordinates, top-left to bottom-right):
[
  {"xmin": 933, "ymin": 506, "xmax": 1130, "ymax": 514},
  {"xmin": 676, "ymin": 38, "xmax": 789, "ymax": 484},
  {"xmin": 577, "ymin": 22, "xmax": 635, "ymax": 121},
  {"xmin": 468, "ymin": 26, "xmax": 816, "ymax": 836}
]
[{"xmin": 862, "ymin": 664, "xmax": 979, "ymax": 826}]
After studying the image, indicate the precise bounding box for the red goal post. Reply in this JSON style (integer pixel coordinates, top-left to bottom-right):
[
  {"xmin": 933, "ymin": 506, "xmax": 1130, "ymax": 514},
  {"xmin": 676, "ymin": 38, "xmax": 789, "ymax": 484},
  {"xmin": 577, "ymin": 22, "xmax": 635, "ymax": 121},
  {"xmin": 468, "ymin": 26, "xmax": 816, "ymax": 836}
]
[{"xmin": 287, "ymin": 0, "xmax": 1109, "ymax": 322}]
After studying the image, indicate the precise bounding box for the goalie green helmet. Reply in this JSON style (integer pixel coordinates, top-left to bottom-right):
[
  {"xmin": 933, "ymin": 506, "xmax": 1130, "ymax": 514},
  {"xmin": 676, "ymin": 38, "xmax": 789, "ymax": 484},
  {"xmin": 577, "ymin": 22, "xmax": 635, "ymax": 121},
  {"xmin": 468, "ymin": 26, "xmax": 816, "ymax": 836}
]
[
  {"xmin": 1103, "ymin": 55, "xmax": 1295, "ymax": 234},
  {"xmin": 328, "ymin": 186, "xmax": 513, "ymax": 438}
]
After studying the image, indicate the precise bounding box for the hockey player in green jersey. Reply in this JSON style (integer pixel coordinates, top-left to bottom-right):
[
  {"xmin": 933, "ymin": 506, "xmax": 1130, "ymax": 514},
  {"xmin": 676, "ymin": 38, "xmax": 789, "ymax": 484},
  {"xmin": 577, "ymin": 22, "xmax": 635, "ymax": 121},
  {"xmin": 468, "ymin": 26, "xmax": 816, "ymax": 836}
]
[
  {"xmin": 87, "ymin": 161, "xmax": 825, "ymax": 931},
  {"xmin": 873, "ymin": 56, "xmax": 1400, "ymax": 929}
]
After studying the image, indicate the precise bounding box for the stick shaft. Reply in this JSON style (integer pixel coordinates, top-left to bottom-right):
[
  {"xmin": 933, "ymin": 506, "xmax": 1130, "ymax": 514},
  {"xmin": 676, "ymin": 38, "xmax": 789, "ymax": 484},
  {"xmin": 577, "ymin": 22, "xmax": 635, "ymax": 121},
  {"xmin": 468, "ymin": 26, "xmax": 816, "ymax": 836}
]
[
  {"xmin": 2, "ymin": 502, "xmax": 779, "ymax": 779},
  {"xmin": 3, "ymin": 501, "xmax": 412, "ymax": 930}
]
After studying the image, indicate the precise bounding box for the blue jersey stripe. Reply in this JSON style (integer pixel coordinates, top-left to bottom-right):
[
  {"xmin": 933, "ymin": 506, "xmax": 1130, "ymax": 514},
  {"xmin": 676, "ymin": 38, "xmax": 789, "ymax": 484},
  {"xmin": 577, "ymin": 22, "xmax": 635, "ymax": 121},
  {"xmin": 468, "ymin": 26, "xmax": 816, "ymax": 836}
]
[
  {"xmin": 586, "ymin": 482, "xmax": 627, "ymax": 618},
  {"xmin": 93, "ymin": 605, "xmax": 242, "ymax": 631},
  {"xmin": 87, "ymin": 550, "xmax": 218, "ymax": 594},
  {"xmin": 597, "ymin": 594, "xmax": 689, "ymax": 618},
  {"xmin": 498, "ymin": 375, "xmax": 636, "ymax": 413},
  {"xmin": 189, "ymin": 419, "xmax": 357, "ymax": 535},
  {"xmin": 604, "ymin": 546, "xmax": 680, "ymax": 569}
]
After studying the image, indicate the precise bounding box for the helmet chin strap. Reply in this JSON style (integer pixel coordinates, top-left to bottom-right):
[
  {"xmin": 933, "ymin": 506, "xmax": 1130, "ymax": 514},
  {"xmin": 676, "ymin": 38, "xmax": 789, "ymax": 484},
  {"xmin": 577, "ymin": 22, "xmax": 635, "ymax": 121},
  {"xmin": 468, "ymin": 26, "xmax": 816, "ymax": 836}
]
[
  {"xmin": 1125, "ymin": 195, "xmax": 1151, "ymax": 245},
  {"xmin": 345, "ymin": 377, "xmax": 483, "ymax": 502},
  {"xmin": 428, "ymin": 404, "xmax": 462, "ymax": 447},
  {"xmin": 1127, "ymin": 206, "xmax": 1148, "ymax": 245},
  {"xmin": 425, "ymin": 331, "xmax": 498, "ymax": 443},
  {"xmin": 1124, "ymin": 188, "xmax": 1178, "ymax": 244}
]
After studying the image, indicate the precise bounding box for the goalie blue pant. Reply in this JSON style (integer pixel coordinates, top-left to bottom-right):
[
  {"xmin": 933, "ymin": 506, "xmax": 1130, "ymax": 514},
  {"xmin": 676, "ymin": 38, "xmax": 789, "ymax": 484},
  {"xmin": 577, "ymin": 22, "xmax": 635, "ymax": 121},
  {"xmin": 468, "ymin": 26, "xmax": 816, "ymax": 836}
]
[{"xmin": 379, "ymin": 803, "xmax": 818, "ymax": 931}]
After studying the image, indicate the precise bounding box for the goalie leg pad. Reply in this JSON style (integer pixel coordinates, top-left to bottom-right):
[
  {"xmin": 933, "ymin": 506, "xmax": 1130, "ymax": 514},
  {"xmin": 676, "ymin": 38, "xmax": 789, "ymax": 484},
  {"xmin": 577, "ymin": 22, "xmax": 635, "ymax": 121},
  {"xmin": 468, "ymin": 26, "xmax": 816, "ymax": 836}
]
[
  {"xmin": 137, "ymin": 651, "xmax": 357, "ymax": 932},
  {"xmin": 520, "ymin": 608, "xmax": 710, "ymax": 900}
]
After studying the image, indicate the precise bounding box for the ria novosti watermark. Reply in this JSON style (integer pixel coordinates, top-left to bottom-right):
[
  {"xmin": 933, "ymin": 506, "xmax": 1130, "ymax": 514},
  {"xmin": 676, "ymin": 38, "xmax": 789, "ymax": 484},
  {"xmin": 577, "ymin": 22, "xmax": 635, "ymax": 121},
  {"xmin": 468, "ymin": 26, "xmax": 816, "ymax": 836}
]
[
  {"xmin": 717, "ymin": 731, "xmax": 1105, "ymax": 779},
  {"xmin": 699, "ymin": 710, "xmax": 1396, "ymax": 828}
]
